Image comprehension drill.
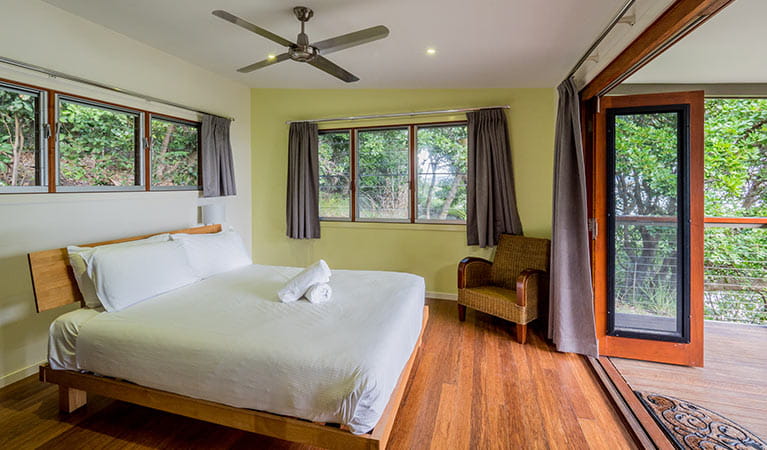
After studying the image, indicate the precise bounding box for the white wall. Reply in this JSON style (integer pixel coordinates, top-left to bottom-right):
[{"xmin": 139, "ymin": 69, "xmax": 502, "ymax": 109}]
[{"xmin": 0, "ymin": 0, "xmax": 252, "ymax": 386}]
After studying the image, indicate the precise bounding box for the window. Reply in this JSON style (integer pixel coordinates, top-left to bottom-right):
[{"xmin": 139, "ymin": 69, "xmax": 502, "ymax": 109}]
[
  {"xmin": 0, "ymin": 82, "xmax": 45, "ymax": 191},
  {"xmin": 0, "ymin": 76, "xmax": 203, "ymax": 195},
  {"xmin": 150, "ymin": 116, "xmax": 200, "ymax": 189},
  {"xmin": 416, "ymin": 125, "xmax": 468, "ymax": 222},
  {"xmin": 57, "ymin": 97, "xmax": 142, "ymax": 190},
  {"xmin": 319, "ymin": 122, "xmax": 468, "ymax": 223},
  {"xmin": 357, "ymin": 127, "xmax": 410, "ymax": 220},
  {"xmin": 318, "ymin": 131, "xmax": 351, "ymax": 218}
]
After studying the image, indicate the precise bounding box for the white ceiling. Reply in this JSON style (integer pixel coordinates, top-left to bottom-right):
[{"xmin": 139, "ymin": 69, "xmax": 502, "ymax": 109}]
[
  {"xmin": 627, "ymin": 0, "xmax": 767, "ymax": 83},
  {"xmin": 42, "ymin": 0, "xmax": 628, "ymax": 88}
]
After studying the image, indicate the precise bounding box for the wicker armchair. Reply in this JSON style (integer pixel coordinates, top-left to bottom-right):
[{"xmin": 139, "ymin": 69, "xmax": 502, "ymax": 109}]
[{"xmin": 457, "ymin": 234, "xmax": 551, "ymax": 344}]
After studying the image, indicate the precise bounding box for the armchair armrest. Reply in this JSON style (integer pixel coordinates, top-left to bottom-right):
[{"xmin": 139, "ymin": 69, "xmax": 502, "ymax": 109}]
[
  {"xmin": 515, "ymin": 269, "xmax": 548, "ymax": 308},
  {"xmin": 458, "ymin": 257, "xmax": 492, "ymax": 289}
]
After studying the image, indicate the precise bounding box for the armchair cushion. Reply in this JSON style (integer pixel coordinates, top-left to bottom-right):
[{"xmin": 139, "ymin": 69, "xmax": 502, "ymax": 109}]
[{"xmin": 490, "ymin": 234, "xmax": 551, "ymax": 290}]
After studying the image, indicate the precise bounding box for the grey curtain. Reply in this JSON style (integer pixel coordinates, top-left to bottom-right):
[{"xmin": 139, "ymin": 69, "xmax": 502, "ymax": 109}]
[
  {"xmin": 201, "ymin": 114, "xmax": 237, "ymax": 197},
  {"xmin": 548, "ymin": 77, "xmax": 598, "ymax": 357},
  {"xmin": 286, "ymin": 122, "xmax": 320, "ymax": 239},
  {"xmin": 466, "ymin": 108, "xmax": 523, "ymax": 248}
]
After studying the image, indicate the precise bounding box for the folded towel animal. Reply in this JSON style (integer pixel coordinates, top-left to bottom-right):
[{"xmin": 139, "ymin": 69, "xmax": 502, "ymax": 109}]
[
  {"xmin": 278, "ymin": 260, "xmax": 331, "ymax": 303},
  {"xmin": 304, "ymin": 283, "xmax": 332, "ymax": 304}
]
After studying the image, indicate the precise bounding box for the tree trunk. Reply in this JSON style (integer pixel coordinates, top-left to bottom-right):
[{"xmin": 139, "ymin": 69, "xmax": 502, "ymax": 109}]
[
  {"xmin": 154, "ymin": 124, "xmax": 175, "ymax": 181},
  {"xmin": 438, "ymin": 174, "xmax": 464, "ymax": 220},
  {"xmin": 11, "ymin": 116, "xmax": 23, "ymax": 186},
  {"xmin": 423, "ymin": 160, "xmax": 437, "ymax": 219}
]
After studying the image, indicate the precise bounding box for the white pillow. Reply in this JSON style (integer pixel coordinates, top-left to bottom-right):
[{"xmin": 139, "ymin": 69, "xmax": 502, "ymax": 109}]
[
  {"xmin": 86, "ymin": 240, "xmax": 199, "ymax": 312},
  {"xmin": 171, "ymin": 230, "xmax": 252, "ymax": 279},
  {"xmin": 67, "ymin": 233, "xmax": 170, "ymax": 309}
]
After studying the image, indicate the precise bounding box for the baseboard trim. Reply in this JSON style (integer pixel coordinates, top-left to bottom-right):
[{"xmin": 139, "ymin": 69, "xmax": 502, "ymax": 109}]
[
  {"xmin": 1, "ymin": 360, "xmax": 45, "ymax": 388},
  {"xmin": 426, "ymin": 291, "xmax": 457, "ymax": 301}
]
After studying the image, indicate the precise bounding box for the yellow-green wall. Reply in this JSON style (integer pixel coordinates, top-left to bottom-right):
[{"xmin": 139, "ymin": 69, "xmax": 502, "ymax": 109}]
[{"xmin": 251, "ymin": 89, "xmax": 556, "ymax": 295}]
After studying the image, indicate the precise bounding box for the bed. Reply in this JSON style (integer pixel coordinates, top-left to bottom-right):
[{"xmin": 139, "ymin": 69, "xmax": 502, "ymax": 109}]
[{"xmin": 30, "ymin": 225, "xmax": 428, "ymax": 450}]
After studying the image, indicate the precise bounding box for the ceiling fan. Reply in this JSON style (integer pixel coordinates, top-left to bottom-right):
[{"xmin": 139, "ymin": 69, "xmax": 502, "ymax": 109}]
[{"xmin": 212, "ymin": 6, "xmax": 389, "ymax": 83}]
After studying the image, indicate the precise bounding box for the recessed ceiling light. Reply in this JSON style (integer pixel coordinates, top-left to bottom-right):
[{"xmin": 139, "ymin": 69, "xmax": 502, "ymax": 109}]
[
  {"xmin": 267, "ymin": 54, "xmax": 277, "ymax": 60},
  {"xmin": 426, "ymin": 48, "xmax": 437, "ymax": 55}
]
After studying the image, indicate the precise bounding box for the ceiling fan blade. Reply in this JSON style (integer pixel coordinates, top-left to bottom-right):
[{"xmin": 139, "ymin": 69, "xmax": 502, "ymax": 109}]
[
  {"xmin": 308, "ymin": 56, "xmax": 359, "ymax": 83},
  {"xmin": 237, "ymin": 53, "xmax": 290, "ymax": 73},
  {"xmin": 312, "ymin": 25, "xmax": 389, "ymax": 55},
  {"xmin": 212, "ymin": 10, "xmax": 294, "ymax": 48}
]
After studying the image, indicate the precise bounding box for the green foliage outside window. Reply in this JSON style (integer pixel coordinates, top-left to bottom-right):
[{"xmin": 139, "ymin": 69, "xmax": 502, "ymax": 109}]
[
  {"xmin": 417, "ymin": 125, "xmax": 467, "ymax": 221},
  {"xmin": 357, "ymin": 128, "xmax": 410, "ymax": 219},
  {"xmin": 0, "ymin": 87, "xmax": 39, "ymax": 186},
  {"xmin": 151, "ymin": 118, "xmax": 199, "ymax": 187},
  {"xmin": 613, "ymin": 99, "xmax": 767, "ymax": 325},
  {"xmin": 58, "ymin": 100, "xmax": 138, "ymax": 187},
  {"xmin": 318, "ymin": 125, "xmax": 468, "ymax": 221},
  {"xmin": 318, "ymin": 132, "xmax": 350, "ymax": 218}
]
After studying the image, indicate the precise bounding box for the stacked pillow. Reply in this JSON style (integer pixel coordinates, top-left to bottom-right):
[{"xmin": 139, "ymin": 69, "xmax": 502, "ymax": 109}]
[{"xmin": 68, "ymin": 230, "xmax": 252, "ymax": 312}]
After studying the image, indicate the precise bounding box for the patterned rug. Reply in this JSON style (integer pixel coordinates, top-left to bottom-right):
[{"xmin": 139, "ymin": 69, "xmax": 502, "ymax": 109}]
[{"xmin": 636, "ymin": 392, "xmax": 766, "ymax": 450}]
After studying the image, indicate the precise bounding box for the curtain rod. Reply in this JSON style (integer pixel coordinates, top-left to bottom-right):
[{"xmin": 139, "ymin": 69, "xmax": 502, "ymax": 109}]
[
  {"xmin": 566, "ymin": 0, "xmax": 635, "ymax": 79},
  {"xmin": 0, "ymin": 55, "xmax": 235, "ymax": 122},
  {"xmin": 285, "ymin": 105, "xmax": 511, "ymax": 125}
]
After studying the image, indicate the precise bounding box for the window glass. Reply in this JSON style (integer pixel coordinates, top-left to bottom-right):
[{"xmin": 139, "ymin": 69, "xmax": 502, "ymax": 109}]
[
  {"xmin": 318, "ymin": 131, "xmax": 351, "ymax": 218},
  {"xmin": 416, "ymin": 125, "xmax": 468, "ymax": 221},
  {"xmin": 357, "ymin": 128, "xmax": 410, "ymax": 220},
  {"xmin": 58, "ymin": 98, "xmax": 140, "ymax": 187},
  {"xmin": 151, "ymin": 117, "xmax": 199, "ymax": 188},
  {"xmin": 0, "ymin": 84, "xmax": 42, "ymax": 187}
]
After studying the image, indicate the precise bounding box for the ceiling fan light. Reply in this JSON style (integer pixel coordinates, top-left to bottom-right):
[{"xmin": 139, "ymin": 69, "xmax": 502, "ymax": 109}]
[
  {"xmin": 426, "ymin": 48, "xmax": 437, "ymax": 55},
  {"xmin": 267, "ymin": 54, "xmax": 277, "ymax": 60}
]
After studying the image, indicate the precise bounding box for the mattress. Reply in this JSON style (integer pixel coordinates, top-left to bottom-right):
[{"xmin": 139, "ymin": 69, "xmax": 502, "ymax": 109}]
[{"xmin": 48, "ymin": 264, "xmax": 425, "ymax": 434}]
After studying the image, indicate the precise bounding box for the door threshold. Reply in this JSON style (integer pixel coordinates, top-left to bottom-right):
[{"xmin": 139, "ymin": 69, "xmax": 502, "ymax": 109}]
[{"xmin": 587, "ymin": 356, "xmax": 675, "ymax": 450}]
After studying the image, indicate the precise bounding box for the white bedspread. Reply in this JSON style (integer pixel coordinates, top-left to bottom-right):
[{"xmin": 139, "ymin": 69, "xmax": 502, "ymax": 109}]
[{"xmin": 51, "ymin": 264, "xmax": 425, "ymax": 434}]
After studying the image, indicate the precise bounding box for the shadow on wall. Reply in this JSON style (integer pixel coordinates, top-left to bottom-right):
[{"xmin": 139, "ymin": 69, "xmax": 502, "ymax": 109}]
[{"xmin": 0, "ymin": 253, "xmax": 75, "ymax": 382}]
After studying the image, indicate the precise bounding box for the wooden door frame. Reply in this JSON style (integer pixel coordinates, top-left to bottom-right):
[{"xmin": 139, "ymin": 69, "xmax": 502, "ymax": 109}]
[
  {"xmin": 580, "ymin": 0, "xmax": 734, "ymax": 362},
  {"xmin": 593, "ymin": 91, "xmax": 705, "ymax": 367}
]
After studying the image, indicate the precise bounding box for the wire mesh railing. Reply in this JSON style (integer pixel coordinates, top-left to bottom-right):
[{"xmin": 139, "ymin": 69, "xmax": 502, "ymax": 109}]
[{"xmin": 704, "ymin": 226, "xmax": 767, "ymax": 325}]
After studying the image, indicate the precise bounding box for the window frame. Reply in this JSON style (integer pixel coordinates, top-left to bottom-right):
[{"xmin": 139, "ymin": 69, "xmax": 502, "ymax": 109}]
[
  {"xmin": 0, "ymin": 76, "xmax": 203, "ymax": 194},
  {"xmin": 0, "ymin": 80, "xmax": 48, "ymax": 193},
  {"xmin": 149, "ymin": 114, "xmax": 202, "ymax": 191},
  {"xmin": 319, "ymin": 120, "xmax": 468, "ymax": 224},
  {"xmin": 317, "ymin": 129, "xmax": 353, "ymax": 222},
  {"xmin": 413, "ymin": 123, "xmax": 469, "ymax": 225},
  {"xmin": 55, "ymin": 94, "xmax": 146, "ymax": 193}
]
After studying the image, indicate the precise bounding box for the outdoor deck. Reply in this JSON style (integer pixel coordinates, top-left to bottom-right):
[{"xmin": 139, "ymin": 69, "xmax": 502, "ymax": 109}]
[{"xmin": 611, "ymin": 320, "xmax": 767, "ymax": 439}]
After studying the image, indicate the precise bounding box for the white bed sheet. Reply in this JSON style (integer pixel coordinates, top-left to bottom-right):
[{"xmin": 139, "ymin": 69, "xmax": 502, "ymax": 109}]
[
  {"xmin": 52, "ymin": 264, "xmax": 425, "ymax": 434},
  {"xmin": 48, "ymin": 308, "xmax": 102, "ymax": 370}
]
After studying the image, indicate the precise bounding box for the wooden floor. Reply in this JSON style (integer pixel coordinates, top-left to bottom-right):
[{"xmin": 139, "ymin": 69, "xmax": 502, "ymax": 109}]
[
  {"xmin": 0, "ymin": 299, "xmax": 635, "ymax": 449},
  {"xmin": 612, "ymin": 321, "xmax": 767, "ymax": 439}
]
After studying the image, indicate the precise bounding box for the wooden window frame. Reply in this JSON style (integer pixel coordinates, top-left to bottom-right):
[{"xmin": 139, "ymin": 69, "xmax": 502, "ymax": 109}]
[
  {"xmin": 148, "ymin": 114, "xmax": 203, "ymax": 192},
  {"xmin": 0, "ymin": 76, "xmax": 202, "ymax": 194},
  {"xmin": 319, "ymin": 120, "xmax": 468, "ymax": 224}
]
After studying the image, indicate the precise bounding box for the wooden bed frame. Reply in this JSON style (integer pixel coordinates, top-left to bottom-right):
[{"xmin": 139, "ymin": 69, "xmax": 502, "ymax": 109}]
[{"xmin": 29, "ymin": 225, "xmax": 429, "ymax": 450}]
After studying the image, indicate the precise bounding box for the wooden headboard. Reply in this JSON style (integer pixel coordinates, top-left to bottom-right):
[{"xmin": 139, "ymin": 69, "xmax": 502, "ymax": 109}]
[{"xmin": 28, "ymin": 224, "xmax": 222, "ymax": 313}]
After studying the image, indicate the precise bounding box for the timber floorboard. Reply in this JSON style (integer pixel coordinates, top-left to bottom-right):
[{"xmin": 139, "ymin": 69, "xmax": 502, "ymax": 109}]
[
  {"xmin": 0, "ymin": 299, "xmax": 635, "ymax": 449},
  {"xmin": 611, "ymin": 321, "xmax": 767, "ymax": 439}
]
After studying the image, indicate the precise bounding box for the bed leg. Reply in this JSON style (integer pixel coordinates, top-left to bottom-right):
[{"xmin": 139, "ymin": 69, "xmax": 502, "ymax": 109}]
[{"xmin": 58, "ymin": 385, "xmax": 87, "ymax": 413}]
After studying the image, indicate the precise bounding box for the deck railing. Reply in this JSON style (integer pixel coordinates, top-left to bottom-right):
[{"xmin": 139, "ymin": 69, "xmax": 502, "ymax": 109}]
[
  {"xmin": 704, "ymin": 221, "xmax": 767, "ymax": 325},
  {"xmin": 612, "ymin": 216, "xmax": 767, "ymax": 326}
]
